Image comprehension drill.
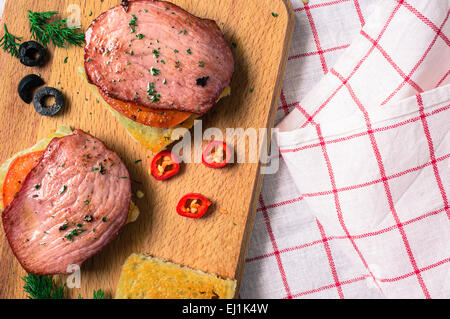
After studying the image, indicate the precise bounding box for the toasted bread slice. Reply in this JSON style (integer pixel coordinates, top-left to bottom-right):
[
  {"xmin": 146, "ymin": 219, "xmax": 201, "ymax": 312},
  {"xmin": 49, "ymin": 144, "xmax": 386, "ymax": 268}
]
[{"xmin": 115, "ymin": 254, "xmax": 237, "ymax": 299}]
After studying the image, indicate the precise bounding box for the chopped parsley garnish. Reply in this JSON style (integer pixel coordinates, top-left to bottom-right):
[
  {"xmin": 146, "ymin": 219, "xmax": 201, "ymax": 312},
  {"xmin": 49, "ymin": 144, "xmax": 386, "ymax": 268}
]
[
  {"xmin": 250, "ymin": 88, "xmax": 254, "ymax": 93},
  {"xmin": 136, "ymin": 33, "xmax": 145, "ymax": 40},
  {"xmin": 272, "ymin": 12, "xmax": 279, "ymax": 17},
  {"xmin": 163, "ymin": 78, "xmax": 167, "ymax": 84},
  {"xmin": 129, "ymin": 14, "xmax": 137, "ymax": 31},
  {"xmin": 199, "ymin": 61, "xmax": 205, "ymax": 67},
  {"xmin": 147, "ymin": 82, "xmax": 157, "ymax": 95},
  {"xmin": 152, "ymin": 49, "xmax": 160, "ymax": 58},
  {"xmin": 102, "ymin": 217, "xmax": 107, "ymax": 222},
  {"xmin": 84, "ymin": 199, "xmax": 89, "ymax": 205},
  {"xmin": 59, "ymin": 185, "xmax": 67, "ymax": 195},
  {"xmin": 65, "ymin": 228, "xmax": 86, "ymax": 242},
  {"xmin": 174, "ymin": 49, "xmax": 179, "ymax": 53},
  {"xmin": 147, "ymin": 82, "xmax": 160, "ymax": 102},
  {"xmin": 86, "ymin": 57, "xmax": 92, "ymax": 62},
  {"xmin": 64, "ymin": 57, "xmax": 68, "ymax": 63},
  {"xmin": 34, "ymin": 184, "xmax": 41, "ymax": 189},
  {"xmin": 135, "ymin": 159, "xmax": 142, "ymax": 164},
  {"xmin": 99, "ymin": 163, "xmax": 106, "ymax": 175},
  {"xmin": 151, "ymin": 67, "xmax": 161, "ymax": 76},
  {"xmin": 186, "ymin": 48, "xmax": 192, "ymax": 54},
  {"xmin": 150, "ymin": 94, "xmax": 161, "ymax": 102}
]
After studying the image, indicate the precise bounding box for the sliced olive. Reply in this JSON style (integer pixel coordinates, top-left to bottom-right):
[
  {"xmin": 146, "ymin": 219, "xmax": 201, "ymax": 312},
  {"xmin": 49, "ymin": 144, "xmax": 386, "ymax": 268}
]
[
  {"xmin": 19, "ymin": 41, "xmax": 47, "ymax": 67},
  {"xmin": 33, "ymin": 87, "xmax": 64, "ymax": 117},
  {"xmin": 18, "ymin": 74, "xmax": 45, "ymax": 104}
]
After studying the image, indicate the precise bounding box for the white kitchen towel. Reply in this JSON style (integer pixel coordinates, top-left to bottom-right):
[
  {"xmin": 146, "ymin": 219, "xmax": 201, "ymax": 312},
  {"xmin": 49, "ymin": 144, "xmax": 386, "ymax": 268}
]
[{"xmin": 242, "ymin": 0, "xmax": 449, "ymax": 299}]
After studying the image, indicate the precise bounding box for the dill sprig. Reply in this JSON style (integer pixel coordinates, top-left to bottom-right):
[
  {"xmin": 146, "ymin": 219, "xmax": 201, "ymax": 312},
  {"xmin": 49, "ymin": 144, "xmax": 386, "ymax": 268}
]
[
  {"xmin": 22, "ymin": 273, "xmax": 65, "ymax": 299},
  {"xmin": 0, "ymin": 24, "xmax": 22, "ymax": 57},
  {"xmin": 23, "ymin": 273, "xmax": 106, "ymax": 299},
  {"xmin": 93, "ymin": 289, "xmax": 105, "ymax": 299},
  {"xmin": 28, "ymin": 10, "xmax": 85, "ymax": 47}
]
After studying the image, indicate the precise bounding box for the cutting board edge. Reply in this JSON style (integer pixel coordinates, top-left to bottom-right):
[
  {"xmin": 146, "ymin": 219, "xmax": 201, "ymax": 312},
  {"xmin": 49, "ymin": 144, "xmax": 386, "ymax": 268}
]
[{"xmin": 233, "ymin": 0, "xmax": 296, "ymax": 298}]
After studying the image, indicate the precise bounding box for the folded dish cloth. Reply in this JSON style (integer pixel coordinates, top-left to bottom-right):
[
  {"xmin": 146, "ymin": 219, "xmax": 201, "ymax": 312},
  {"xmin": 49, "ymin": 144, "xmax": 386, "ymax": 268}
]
[{"xmin": 276, "ymin": 0, "xmax": 450, "ymax": 298}]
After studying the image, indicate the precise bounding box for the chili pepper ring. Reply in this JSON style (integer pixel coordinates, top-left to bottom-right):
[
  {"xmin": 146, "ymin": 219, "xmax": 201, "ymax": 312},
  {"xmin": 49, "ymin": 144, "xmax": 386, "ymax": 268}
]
[
  {"xmin": 176, "ymin": 193, "xmax": 212, "ymax": 219},
  {"xmin": 202, "ymin": 141, "xmax": 232, "ymax": 168},
  {"xmin": 150, "ymin": 151, "xmax": 180, "ymax": 181}
]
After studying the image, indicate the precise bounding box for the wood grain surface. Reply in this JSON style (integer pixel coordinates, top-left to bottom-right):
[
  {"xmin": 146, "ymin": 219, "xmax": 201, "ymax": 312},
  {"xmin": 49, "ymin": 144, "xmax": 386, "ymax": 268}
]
[{"xmin": 0, "ymin": 0, "xmax": 294, "ymax": 298}]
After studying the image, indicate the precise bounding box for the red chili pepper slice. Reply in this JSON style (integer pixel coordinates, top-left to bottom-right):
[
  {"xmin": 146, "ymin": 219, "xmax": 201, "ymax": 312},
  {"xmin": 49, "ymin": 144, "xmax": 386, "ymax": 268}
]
[
  {"xmin": 176, "ymin": 193, "xmax": 212, "ymax": 219},
  {"xmin": 202, "ymin": 141, "xmax": 231, "ymax": 168},
  {"xmin": 150, "ymin": 151, "xmax": 180, "ymax": 181}
]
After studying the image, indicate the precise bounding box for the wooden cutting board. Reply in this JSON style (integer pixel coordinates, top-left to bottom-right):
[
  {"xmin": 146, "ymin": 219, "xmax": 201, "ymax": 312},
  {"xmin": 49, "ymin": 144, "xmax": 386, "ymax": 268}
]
[{"xmin": 0, "ymin": 0, "xmax": 294, "ymax": 298}]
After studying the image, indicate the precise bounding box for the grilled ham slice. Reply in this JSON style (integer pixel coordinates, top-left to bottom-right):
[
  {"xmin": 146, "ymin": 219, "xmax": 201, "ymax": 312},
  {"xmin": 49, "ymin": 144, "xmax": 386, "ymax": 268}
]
[
  {"xmin": 2, "ymin": 130, "xmax": 131, "ymax": 275},
  {"xmin": 84, "ymin": 0, "xmax": 234, "ymax": 115}
]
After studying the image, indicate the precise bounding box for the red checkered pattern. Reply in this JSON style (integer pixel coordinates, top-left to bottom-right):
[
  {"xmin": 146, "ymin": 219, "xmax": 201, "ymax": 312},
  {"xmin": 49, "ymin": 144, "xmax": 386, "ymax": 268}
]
[{"xmin": 241, "ymin": 0, "xmax": 450, "ymax": 299}]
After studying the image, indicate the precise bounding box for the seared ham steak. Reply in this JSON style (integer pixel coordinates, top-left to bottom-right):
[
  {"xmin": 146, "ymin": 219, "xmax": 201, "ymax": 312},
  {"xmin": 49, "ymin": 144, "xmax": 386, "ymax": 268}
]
[
  {"xmin": 2, "ymin": 130, "xmax": 131, "ymax": 275},
  {"xmin": 84, "ymin": 0, "xmax": 234, "ymax": 115}
]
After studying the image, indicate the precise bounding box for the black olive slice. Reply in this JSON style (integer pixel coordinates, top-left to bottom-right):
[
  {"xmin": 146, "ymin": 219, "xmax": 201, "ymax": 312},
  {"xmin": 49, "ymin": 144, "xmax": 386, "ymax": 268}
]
[
  {"xmin": 19, "ymin": 41, "xmax": 47, "ymax": 67},
  {"xmin": 18, "ymin": 74, "xmax": 45, "ymax": 104},
  {"xmin": 33, "ymin": 87, "xmax": 64, "ymax": 117}
]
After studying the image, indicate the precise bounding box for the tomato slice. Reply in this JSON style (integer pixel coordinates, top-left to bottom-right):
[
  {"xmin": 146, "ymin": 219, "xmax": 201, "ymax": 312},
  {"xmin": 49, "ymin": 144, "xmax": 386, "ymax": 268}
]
[
  {"xmin": 202, "ymin": 141, "xmax": 232, "ymax": 168},
  {"xmin": 150, "ymin": 151, "xmax": 180, "ymax": 181},
  {"xmin": 2, "ymin": 150, "xmax": 44, "ymax": 207},
  {"xmin": 98, "ymin": 88, "xmax": 193, "ymax": 128},
  {"xmin": 176, "ymin": 193, "xmax": 212, "ymax": 219}
]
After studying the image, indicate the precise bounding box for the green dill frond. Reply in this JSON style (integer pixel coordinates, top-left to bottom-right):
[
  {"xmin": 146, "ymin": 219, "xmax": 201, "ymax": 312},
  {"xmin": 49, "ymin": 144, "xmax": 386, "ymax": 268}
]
[
  {"xmin": 22, "ymin": 273, "xmax": 65, "ymax": 299},
  {"xmin": 28, "ymin": 10, "xmax": 85, "ymax": 48},
  {"xmin": 93, "ymin": 289, "xmax": 105, "ymax": 299},
  {"xmin": 0, "ymin": 24, "xmax": 22, "ymax": 57}
]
